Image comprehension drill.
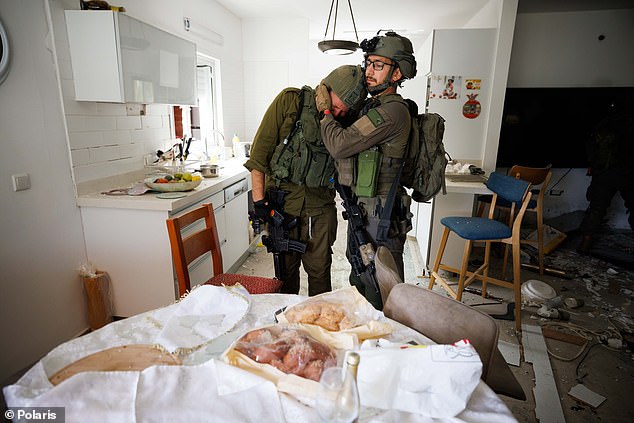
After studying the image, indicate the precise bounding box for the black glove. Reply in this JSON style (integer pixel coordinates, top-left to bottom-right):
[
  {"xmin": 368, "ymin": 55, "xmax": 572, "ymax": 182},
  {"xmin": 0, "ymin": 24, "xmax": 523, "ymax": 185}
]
[{"xmin": 253, "ymin": 199, "xmax": 271, "ymax": 221}]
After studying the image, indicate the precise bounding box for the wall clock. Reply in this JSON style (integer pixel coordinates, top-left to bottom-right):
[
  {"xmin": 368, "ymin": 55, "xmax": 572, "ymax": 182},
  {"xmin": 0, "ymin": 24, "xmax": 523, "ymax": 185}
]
[{"xmin": 0, "ymin": 17, "xmax": 11, "ymax": 85}]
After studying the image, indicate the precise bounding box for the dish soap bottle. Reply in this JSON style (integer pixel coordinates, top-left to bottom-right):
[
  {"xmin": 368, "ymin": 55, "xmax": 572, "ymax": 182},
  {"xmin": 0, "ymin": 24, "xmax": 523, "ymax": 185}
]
[{"xmin": 232, "ymin": 133, "xmax": 241, "ymax": 158}]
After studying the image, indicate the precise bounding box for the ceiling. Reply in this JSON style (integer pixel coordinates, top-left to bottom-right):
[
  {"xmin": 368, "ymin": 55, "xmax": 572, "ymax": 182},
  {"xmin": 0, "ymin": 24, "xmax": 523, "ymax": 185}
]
[
  {"xmin": 214, "ymin": 0, "xmax": 634, "ymax": 43},
  {"xmin": 214, "ymin": 0, "xmax": 492, "ymax": 42}
]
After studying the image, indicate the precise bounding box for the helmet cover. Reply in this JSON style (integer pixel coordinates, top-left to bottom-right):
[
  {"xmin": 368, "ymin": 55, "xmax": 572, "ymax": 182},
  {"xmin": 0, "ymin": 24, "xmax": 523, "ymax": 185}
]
[{"xmin": 322, "ymin": 65, "xmax": 368, "ymax": 110}]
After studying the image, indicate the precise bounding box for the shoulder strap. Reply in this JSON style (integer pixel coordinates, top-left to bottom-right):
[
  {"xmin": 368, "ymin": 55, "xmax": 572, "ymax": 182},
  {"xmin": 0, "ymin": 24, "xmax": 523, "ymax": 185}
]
[
  {"xmin": 376, "ymin": 160, "xmax": 404, "ymax": 242},
  {"xmin": 285, "ymin": 87, "xmax": 307, "ymax": 142},
  {"xmin": 376, "ymin": 98, "xmax": 415, "ymax": 241}
]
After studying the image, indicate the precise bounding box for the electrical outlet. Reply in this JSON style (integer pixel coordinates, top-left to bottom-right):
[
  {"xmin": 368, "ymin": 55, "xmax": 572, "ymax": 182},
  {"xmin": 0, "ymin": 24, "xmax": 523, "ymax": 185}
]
[
  {"xmin": 126, "ymin": 104, "xmax": 146, "ymax": 116},
  {"xmin": 12, "ymin": 173, "xmax": 31, "ymax": 192}
]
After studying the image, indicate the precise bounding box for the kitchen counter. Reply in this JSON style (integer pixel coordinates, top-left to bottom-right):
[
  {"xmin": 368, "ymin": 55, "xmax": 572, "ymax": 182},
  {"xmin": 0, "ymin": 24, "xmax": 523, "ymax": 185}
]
[
  {"xmin": 76, "ymin": 159, "xmax": 250, "ymax": 212},
  {"xmin": 77, "ymin": 158, "xmax": 252, "ymax": 317}
]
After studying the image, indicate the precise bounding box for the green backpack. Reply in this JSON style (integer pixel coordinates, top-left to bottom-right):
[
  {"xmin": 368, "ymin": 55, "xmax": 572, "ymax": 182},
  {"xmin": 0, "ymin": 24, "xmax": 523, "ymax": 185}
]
[{"xmin": 400, "ymin": 100, "xmax": 450, "ymax": 203}]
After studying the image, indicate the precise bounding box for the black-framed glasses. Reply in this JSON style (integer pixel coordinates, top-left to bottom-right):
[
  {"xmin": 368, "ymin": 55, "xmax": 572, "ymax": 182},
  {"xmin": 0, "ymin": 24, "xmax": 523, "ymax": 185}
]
[{"xmin": 364, "ymin": 58, "xmax": 394, "ymax": 71}]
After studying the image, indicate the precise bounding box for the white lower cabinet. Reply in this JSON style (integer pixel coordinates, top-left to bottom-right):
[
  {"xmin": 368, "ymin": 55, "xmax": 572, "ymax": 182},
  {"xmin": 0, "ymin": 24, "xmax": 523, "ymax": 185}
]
[
  {"xmin": 80, "ymin": 177, "xmax": 250, "ymax": 317},
  {"xmin": 222, "ymin": 180, "xmax": 250, "ymax": 272}
]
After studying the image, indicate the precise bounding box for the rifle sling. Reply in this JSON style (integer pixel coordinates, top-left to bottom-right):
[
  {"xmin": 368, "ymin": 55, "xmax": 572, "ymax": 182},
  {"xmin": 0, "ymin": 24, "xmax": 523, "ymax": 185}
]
[{"xmin": 376, "ymin": 159, "xmax": 405, "ymax": 242}]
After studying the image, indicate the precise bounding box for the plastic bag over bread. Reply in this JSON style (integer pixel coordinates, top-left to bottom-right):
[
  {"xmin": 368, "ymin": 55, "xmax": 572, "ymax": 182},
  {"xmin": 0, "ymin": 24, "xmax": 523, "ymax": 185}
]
[{"xmin": 277, "ymin": 287, "xmax": 393, "ymax": 340}]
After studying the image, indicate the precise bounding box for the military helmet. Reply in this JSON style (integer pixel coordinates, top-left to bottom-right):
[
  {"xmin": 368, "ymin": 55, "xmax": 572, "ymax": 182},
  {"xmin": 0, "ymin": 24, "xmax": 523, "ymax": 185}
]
[
  {"xmin": 321, "ymin": 65, "xmax": 368, "ymax": 110},
  {"xmin": 361, "ymin": 31, "xmax": 417, "ymax": 79}
]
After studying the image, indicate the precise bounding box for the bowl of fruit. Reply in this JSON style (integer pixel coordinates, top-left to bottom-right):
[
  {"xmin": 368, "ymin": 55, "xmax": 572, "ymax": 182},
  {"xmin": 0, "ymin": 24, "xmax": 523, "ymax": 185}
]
[{"xmin": 144, "ymin": 172, "xmax": 203, "ymax": 192}]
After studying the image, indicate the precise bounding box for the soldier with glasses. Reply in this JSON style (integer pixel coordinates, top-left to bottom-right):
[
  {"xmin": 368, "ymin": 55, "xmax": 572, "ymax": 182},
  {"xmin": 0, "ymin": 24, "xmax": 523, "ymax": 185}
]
[{"xmin": 318, "ymin": 32, "xmax": 417, "ymax": 308}]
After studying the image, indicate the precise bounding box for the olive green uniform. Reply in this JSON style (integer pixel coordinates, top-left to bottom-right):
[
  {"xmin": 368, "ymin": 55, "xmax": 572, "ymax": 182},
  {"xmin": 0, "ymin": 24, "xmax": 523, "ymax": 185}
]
[
  {"xmin": 321, "ymin": 93, "xmax": 412, "ymax": 306},
  {"xmin": 244, "ymin": 88, "xmax": 337, "ymax": 296}
]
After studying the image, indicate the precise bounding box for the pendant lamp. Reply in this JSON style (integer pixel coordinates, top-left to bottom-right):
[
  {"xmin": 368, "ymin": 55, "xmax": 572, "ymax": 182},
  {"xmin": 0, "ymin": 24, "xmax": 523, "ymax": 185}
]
[{"xmin": 318, "ymin": 0, "xmax": 359, "ymax": 55}]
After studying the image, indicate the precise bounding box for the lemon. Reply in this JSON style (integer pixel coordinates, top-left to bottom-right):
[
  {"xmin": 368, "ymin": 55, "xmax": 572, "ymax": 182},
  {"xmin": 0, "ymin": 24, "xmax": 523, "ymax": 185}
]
[{"xmin": 192, "ymin": 175, "xmax": 202, "ymax": 181}]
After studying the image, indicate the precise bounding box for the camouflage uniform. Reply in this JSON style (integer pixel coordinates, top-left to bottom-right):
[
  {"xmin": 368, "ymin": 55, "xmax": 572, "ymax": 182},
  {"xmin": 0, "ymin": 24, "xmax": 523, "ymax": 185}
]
[{"xmin": 245, "ymin": 66, "xmax": 367, "ymax": 295}]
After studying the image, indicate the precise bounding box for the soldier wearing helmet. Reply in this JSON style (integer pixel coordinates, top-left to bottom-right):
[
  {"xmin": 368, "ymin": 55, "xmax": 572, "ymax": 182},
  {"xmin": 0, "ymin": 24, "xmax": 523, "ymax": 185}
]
[
  {"xmin": 319, "ymin": 32, "xmax": 417, "ymax": 309},
  {"xmin": 245, "ymin": 65, "xmax": 367, "ymax": 296}
]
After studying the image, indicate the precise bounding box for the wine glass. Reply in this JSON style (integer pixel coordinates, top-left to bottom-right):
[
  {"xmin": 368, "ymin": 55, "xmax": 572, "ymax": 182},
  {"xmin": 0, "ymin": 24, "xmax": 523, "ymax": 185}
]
[{"xmin": 315, "ymin": 366, "xmax": 360, "ymax": 423}]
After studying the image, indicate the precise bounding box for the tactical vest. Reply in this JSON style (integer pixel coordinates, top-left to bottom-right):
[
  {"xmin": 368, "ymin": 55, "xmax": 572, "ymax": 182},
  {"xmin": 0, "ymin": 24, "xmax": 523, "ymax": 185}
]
[
  {"xmin": 269, "ymin": 86, "xmax": 335, "ymax": 188},
  {"xmin": 346, "ymin": 94, "xmax": 410, "ymax": 198}
]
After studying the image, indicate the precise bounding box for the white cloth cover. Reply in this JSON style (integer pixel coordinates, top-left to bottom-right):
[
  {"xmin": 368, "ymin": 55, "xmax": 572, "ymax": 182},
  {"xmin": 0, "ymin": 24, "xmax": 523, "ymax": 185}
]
[
  {"xmin": 4, "ymin": 292, "xmax": 517, "ymax": 423},
  {"xmin": 155, "ymin": 284, "xmax": 250, "ymax": 352},
  {"xmin": 358, "ymin": 339, "xmax": 483, "ymax": 418}
]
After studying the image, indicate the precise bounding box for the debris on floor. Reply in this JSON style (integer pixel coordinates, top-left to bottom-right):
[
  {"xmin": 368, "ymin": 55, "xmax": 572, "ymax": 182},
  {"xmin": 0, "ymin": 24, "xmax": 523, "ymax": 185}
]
[{"xmin": 568, "ymin": 384, "xmax": 606, "ymax": 408}]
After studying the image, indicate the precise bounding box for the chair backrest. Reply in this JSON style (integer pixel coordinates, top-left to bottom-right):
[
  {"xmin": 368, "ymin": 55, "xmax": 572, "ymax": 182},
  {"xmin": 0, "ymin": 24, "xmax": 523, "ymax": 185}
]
[
  {"xmin": 509, "ymin": 164, "xmax": 552, "ymax": 210},
  {"xmin": 374, "ymin": 246, "xmax": 402, "ymax": 306},
  {"xmin": 486, "ymin": 171, "xmax": 531, "ymax": 205},
  {"xmin": 509, "ymin": 164, "xmax": 552, "ymax": 186},
  {"xmin": 383, "ymin": 283, "xmax": 526, "ymax": 400},
  {"xmin": 166, "ymin": 203, "xmax": 223, "ymax": 296}
]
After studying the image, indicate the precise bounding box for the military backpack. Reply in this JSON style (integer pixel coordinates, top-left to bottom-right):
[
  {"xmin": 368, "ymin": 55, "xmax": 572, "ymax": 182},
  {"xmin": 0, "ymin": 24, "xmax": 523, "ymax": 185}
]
[{"xmin": 401, "ymin": 100, "xmax": 450, "ymax": 203}]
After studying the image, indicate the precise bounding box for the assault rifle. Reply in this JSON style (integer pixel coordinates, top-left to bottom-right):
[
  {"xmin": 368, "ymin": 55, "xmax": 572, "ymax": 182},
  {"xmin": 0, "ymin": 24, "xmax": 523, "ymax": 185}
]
[
  {"xmin": 334, "ymin": 180, "xmax": 381, "ymax": 299},
  {"xmin": 249, "ymin": 188, "xmax": 306, "ymax": 281}
]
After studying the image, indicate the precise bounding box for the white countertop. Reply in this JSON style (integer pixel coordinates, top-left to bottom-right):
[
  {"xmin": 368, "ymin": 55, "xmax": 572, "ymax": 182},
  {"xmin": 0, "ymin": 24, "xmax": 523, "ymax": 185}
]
[
  {"xmin": 76, "ymin": 159, "xmax": 250, "ymax": 212},
  {"xmin": 444, "ymin": 178, "xmax": 492, "ymax": 195}
]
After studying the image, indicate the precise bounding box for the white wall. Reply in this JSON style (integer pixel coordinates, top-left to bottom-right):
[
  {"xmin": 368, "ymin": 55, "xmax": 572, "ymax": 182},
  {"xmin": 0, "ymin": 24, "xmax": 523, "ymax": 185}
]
[
  {"xmin": 507, "ymin": 8, "xmax": 634, "ymax": 228},
  {"xmin": 0, "ymin": 0, "xmax": 87, "ymax": 382},
  {"xmin": 241, "ymin": 16, "xmax": 365, "ymax": 142}
]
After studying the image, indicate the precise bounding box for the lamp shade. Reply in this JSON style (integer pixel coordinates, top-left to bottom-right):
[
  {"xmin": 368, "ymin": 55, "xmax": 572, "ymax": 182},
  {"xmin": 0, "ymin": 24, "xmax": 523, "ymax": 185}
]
[
  {"xmin": 318, "ymin": 39, "xmax": 359, "ymax": 55},
  {"xmin": 319, "ymin": 0, "xmax": 359, "ymax": 55}
]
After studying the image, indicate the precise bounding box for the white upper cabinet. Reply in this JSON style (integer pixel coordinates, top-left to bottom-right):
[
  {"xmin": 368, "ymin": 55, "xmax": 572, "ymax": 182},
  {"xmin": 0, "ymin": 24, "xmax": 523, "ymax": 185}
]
[{"xmin": 65, "ymin": 10, "xmax": 197, "ymax": 105}]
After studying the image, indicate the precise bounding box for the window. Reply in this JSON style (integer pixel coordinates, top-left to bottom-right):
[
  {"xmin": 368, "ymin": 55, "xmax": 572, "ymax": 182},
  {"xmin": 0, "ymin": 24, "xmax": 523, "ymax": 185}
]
[{"xmin": 172, "ymin": 54, "xmax": 223, "ymax": 161}]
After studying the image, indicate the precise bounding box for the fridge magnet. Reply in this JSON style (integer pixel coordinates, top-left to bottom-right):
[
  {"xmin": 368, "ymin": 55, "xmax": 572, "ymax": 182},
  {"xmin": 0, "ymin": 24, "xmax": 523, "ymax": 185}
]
[
  {"xmin": 463, "ymin": 94, "xmax": 481, "ymax": 119},
  {"xmin": 465, "ymin": 79, "xmax": 481, "ymax": 91},
  {"xmin": 429, "ymin": 75, "xmax": 462, "ymax": 100}
]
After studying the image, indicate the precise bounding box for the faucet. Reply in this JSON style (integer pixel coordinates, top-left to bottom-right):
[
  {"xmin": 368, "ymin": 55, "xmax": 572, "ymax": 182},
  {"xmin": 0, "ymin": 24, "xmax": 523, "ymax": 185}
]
[{"xmin": 204, "ymin": 129, "xmax": 225, "ymax": 160}]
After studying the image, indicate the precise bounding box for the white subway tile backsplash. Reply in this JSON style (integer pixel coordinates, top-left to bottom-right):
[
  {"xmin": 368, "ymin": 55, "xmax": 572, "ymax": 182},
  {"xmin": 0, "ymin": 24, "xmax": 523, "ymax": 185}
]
[
  {"xmin": 130, "ymin": 127, "xmax": 171, "ymax": 142},
  {"xmin": 116, "ymin": 116, "xmax": 142, "ymax": 130},
  {"xmin": 63, "ymin": 98, "xmax": 97, "ymax": 116},
  {"xmin": 68, "ymin": 116, "xmax": 117, "ymax": 132},
  {"xmin": 71, "ymin": 148, "xmax": 90, "ymax": 166},
  {"xmin": 120, "ymin": 143, "xmax": 144, "ymax": 158},
  {"xmin": 68, "ymin": 131, "xmax": 104, "ymax": 149},
  {"xmin": 96, "ymin": 103, "xmax": 127, "ymax": 116},
  {"xmin": 73, "ymin": 156, "xmax": 142, "ymax": 184},
  {"xmin": 106, "ymin": 130, "xmax": 133, "ymax": 144},
  {"xmin": 63, "ymin": 93, "xmax": 172, "ymax": 181},
  {"xmin": 145, "ymin": 104, "xmax": 170, "ymax": 115},
  {"xmin": 90, "ymin": 145, "xmax": 121, "ymax": 162},
  {"xmin": 141, "ymin": 115, "xmax": 163, "ymax": 129}
]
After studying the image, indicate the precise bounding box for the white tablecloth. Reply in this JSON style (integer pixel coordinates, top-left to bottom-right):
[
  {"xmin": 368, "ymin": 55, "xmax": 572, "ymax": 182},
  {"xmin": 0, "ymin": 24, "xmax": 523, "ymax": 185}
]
[{"xmin": 3, "ymin": 290, "xmax": 518, "ymax": 423}]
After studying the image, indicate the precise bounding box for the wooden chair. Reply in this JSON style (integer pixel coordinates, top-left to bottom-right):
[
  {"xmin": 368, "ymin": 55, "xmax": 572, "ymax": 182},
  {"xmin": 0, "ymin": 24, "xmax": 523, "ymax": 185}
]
[
  {"xmin": 383, "ymin": 283, "xmax": 526, "ymax": 400},
  {"xmin": 428, "ymin": 172, "xmax": 532, "ymax": 331},
  {"xmin": 477, "ymin": 164, "xmax": 552, "ymax": 276},
  {"xmin": 166, "ymin": 203, "xmax": 282, "ymax": 297}
]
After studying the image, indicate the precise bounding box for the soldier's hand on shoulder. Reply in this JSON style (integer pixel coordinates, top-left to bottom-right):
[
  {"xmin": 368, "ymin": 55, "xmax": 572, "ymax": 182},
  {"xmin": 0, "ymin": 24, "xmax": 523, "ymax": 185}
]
[{"xmin": 315, "ymin": 82, "xmax": 332, "ymax": 113}]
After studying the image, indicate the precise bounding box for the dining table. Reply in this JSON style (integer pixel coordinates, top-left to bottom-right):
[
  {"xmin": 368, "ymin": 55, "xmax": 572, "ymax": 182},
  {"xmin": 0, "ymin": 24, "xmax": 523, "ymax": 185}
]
[{"xmin": 3, "ymin": 285, "xmax": 518, "ymax": 422}]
